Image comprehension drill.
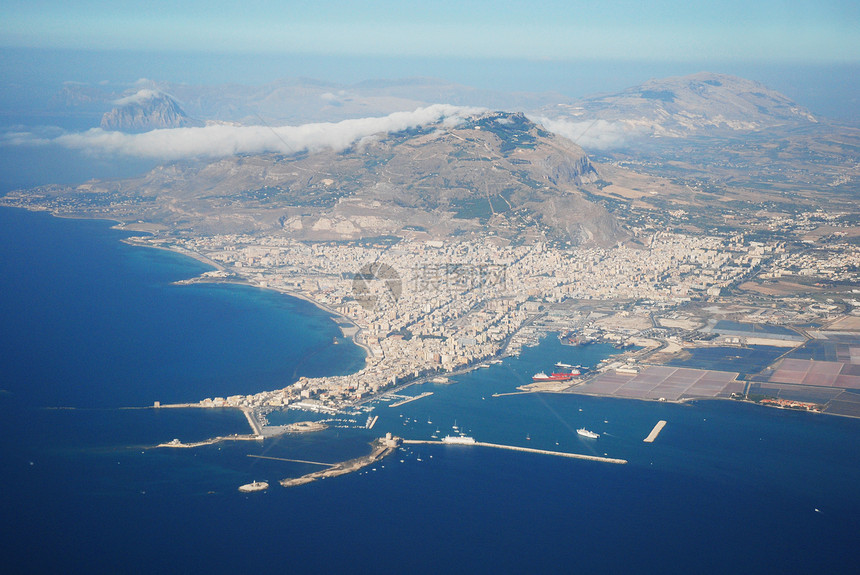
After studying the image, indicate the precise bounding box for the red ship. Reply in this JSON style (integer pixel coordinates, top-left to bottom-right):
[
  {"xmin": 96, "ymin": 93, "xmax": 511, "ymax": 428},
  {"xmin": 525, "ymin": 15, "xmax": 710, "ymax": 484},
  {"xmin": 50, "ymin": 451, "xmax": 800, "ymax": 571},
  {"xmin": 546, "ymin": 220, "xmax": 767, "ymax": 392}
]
[{"xmin": 532, "ymin": 370, "xmax": 579, "ymax": 382}]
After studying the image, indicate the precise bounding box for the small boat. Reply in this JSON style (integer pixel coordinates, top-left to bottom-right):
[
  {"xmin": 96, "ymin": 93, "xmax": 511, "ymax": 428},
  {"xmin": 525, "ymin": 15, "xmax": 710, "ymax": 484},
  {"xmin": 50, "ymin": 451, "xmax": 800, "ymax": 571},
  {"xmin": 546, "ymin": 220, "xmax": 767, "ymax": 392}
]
[{"xmin": 577, "ymin": 428, "xmax": 599, "ymax": 439}]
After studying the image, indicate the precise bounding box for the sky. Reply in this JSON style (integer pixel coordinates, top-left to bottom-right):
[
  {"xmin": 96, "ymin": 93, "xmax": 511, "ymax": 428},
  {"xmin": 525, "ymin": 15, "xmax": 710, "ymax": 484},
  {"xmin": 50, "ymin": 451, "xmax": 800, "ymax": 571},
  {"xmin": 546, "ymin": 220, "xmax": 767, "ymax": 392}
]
[
  {"xmin": 2, "ymin": 0, "xmax": 858, "ymax": 63},
  {"xmin": 0, "ymin": 1, "xmax": 857, "ymax": 191}
]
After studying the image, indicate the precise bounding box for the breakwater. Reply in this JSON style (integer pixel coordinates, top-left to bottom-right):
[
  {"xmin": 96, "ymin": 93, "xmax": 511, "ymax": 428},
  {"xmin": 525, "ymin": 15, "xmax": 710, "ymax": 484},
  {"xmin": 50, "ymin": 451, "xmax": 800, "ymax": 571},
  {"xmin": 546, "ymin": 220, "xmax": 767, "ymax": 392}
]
[
  {"xmin": 389, "ymin": 392, "xmax": 434, "ymax": 408},
  {"xmin": 643, "ymin": 420, "xmax": 667, "ymax": 443},
  {"xmin": 402, "ymin": 439, "xmax": 627, "ymax": 465},
  {"xmin": 157, "ymin": 435, "xmax": 261, "ymax": 448}
]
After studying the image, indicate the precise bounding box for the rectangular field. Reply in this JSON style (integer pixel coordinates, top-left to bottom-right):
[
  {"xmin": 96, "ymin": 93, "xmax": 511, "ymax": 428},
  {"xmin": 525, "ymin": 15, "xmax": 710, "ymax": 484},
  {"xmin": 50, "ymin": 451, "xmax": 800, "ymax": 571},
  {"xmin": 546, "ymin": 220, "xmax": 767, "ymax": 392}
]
[{"xmin": 573, "ymin": 366, "xmax": 740, "ymax": 401}]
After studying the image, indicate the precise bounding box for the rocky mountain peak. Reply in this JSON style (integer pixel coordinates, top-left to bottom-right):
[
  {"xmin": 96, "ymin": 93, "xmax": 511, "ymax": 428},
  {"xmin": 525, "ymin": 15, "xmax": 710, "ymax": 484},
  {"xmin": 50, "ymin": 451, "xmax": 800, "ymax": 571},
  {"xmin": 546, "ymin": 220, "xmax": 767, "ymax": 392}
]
[
  {"xmin": 550, "ymin": 72, "xmax": 818, "ymax": 138},
  {"xmin": 100, "ymin": 89, "xmax": 202, "ymax": 132}
]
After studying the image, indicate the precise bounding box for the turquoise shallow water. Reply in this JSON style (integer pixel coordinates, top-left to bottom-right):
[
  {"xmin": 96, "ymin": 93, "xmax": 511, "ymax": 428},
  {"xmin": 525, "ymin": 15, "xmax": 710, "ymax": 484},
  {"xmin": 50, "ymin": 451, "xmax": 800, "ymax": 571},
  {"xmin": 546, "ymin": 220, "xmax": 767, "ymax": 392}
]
[{"xmin": 1, "ymin": 206, "xmax": 859, "ymax": 574}]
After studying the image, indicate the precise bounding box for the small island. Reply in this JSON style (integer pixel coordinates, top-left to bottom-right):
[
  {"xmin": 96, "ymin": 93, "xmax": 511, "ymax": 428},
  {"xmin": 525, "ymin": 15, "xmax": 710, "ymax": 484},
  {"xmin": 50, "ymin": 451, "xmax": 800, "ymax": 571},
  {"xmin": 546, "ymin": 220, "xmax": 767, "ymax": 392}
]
[{"xmin": 238, "ymin": 480, "xmax": 269, "ymax": 493}]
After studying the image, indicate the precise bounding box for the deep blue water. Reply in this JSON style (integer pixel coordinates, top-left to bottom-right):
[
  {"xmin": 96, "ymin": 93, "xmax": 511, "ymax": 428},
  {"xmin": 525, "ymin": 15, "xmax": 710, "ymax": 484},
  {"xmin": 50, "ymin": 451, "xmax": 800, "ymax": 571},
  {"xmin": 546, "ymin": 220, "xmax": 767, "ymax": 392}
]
[{"xmin": 1, "ymin": 206, "xmax": 859, "ymax": 574}]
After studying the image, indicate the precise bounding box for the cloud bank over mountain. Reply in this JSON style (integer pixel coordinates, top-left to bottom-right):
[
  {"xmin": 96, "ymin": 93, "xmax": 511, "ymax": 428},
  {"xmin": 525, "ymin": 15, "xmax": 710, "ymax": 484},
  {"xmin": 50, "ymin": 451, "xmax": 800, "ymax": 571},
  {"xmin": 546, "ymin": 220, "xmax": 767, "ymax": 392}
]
[
  {"xmin": 112, "ymin": 89, "xmax": 165, "ymax": 106},
  {"xmin": 5, "ymin": 105, "xmax": 484, "ymax": 161},
  {"xmin": 532, "ymin": 117, "xmax": 644, "ymax": 150}
]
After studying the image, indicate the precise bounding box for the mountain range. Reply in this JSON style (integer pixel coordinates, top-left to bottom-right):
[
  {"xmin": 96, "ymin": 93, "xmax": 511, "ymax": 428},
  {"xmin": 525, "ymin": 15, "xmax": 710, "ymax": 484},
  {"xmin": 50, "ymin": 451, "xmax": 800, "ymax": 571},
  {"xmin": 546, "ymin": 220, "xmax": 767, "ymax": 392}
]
[
  {"xmin": 55, "ymin": 72, "xmax": 822, "ymax": 136},
  {"xmin": 8, "ymin": 73, "xmax": 857, "ymax": 246},
  {"xmin": 24, "ymin": 111, "xmax": 623, "ymax": 244},
  {"xmin": 543, "ymin": 72, "xmax": 818, "ymax": 137}
]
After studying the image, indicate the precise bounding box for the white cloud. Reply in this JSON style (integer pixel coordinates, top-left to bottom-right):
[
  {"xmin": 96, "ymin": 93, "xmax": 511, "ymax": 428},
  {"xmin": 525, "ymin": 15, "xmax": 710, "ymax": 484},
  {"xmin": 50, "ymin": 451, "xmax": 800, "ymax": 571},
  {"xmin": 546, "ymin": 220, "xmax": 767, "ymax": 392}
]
[
  {"xmin": 112, "ymin": 89, "xmax": 163, "ymax": 106},
  {"xmin": 10, "ymin": 104, "xmax": 484, "ymax": 162},
  {"xmin": 0, "ymin": 130, "xmax": 51, "ymax": 146},
  {"xmin": 531, "ymin": 116, "xmax": 645, "ymax": 150}
]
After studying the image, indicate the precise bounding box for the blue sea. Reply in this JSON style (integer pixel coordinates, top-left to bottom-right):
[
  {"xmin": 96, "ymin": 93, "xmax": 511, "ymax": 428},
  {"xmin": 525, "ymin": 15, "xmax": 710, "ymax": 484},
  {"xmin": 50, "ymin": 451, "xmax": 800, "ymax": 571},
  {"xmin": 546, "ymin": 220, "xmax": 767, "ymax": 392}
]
[{"xmin": 1, "ymin": 206, "xmax": 859, "ymax": 574}]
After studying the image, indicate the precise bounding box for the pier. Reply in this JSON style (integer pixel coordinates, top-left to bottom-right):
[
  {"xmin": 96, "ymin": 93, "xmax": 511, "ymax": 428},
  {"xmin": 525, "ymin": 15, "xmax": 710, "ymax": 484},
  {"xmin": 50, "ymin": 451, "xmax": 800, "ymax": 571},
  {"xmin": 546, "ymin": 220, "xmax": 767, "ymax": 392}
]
[
  {"xmin": 389, "ymin": 391, "xmax": 434, "ymax": 408},
  {"xmin": 643, "ymin": 420, "xmax": 667, "ymax": 443},
  {"xmin": 241, "ymin": 407, "xmax": 264, "ymax": 436},
  {"xmin": 402, "ymin": 439, "xmax": 627, "ymax": 465}
]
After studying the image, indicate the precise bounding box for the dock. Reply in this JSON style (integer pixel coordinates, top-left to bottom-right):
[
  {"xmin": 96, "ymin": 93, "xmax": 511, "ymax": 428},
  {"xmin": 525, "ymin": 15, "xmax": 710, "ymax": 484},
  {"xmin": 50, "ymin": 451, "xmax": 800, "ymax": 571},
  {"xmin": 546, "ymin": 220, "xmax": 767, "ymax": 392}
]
[
  {"xmin": 389, "ymin": 391, "xmax": 434, "ymax": 408},
  {"xmin": 643, "ymin": 420, "xmax": 667, "ymax": 443},
  {"xmin": 366, "ymin": 415, "xmax": 379, "ymax": 429},
  {"xmin": 402, "ymin": 439, "xmax": 627, "ymax": 465}
]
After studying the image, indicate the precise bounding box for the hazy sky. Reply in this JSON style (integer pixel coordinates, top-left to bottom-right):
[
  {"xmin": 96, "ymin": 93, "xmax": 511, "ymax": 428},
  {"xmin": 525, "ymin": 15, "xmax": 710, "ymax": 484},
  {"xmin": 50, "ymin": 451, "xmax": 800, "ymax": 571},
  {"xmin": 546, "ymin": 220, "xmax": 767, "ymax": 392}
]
[{"xmin": 2, "ymin": 0, "xmax": 857, "ymax": 62}]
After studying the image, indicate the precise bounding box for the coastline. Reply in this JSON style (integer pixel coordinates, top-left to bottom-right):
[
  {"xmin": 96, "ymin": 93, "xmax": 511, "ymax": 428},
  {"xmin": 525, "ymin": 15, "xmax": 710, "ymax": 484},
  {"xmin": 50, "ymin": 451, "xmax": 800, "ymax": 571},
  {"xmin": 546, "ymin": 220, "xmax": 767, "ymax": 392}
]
[
  {"xmin": 5, "ymin": 206, "xmax": 857, "ymax": 421},
  {"xmin": 122, "ymin": 236, "xmax": 228, "ymax": 273},
  {"xmin": 180, "ymin": 274, "xmax": 375, "ymax": 359},
  {"xmin": 139, "ymin": 240, "xmax": 374, "ymax": 360},
  {"xmin": 14, "ymin": 209, "xmax": 350, "ymax": 347}
]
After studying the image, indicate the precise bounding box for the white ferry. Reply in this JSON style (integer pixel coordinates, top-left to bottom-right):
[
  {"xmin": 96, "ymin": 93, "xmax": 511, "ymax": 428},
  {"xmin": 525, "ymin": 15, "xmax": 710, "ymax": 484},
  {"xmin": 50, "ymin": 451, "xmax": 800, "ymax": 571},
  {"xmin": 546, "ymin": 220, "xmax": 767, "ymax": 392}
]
[{"xmin": 577, "ymin": 428, "xmax": 599, "ymax": 439}]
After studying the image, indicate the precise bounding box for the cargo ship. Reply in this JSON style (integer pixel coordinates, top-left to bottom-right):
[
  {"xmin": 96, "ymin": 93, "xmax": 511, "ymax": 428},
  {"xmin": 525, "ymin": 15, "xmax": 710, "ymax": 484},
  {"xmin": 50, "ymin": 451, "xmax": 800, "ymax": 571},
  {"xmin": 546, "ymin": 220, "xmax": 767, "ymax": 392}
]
[
  {"xmin": 577, "ymin": 428, "xmax": 599, "ymax": 439},
  {"xmin": 532, "ymin": 369, "xmax": 579, "ymax": 382}
]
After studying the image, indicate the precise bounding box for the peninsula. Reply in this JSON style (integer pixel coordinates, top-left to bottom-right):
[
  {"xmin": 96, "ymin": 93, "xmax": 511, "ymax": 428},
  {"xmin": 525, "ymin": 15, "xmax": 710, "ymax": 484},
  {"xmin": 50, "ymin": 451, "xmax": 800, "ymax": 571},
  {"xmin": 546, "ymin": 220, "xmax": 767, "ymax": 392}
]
[{"xmin": 280, "ymin": 434, "xmax": 402, "ymax": 488}]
